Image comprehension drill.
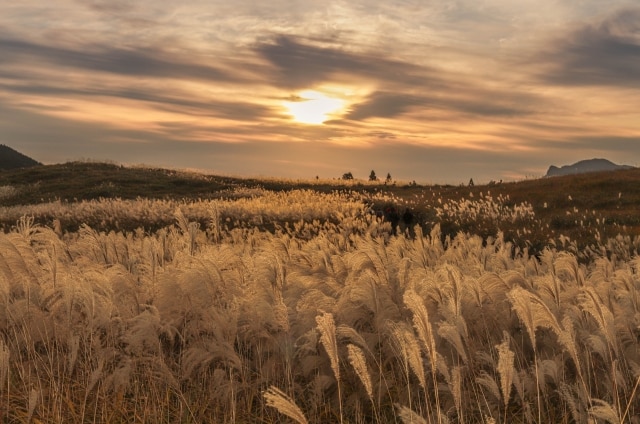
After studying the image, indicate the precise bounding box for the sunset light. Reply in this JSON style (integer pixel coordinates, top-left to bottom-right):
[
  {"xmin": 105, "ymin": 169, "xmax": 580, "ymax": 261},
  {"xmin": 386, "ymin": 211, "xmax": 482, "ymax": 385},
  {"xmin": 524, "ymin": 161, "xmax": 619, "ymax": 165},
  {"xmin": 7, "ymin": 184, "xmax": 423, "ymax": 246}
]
[
  {"xmin": 283, "ymin": 90, "xmax": 346, "ymax": 124},
  {"xmin": 0, "ymin": 1, "xmax": 638, "ymax": 182}
]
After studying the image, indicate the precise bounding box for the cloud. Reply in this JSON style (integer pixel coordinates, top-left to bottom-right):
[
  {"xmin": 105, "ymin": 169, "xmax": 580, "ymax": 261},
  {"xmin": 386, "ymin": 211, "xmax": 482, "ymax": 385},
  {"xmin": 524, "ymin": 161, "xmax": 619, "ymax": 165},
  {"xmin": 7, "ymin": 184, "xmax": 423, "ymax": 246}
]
[
  {"xmin": 346, "ymin": 86, "xmax": 536, "ymax": 121},
  {"xmin": 347, "ymin": 92, "xmax": 425, "ymax": 120},
  {"xmin": 567, "ymin": 136, "xmax": 640, "ymax": 154},
  {"xmin": 0, "ymin": 82, "xmax": 274, "ymax": 121},
  {"xmin": 0, "ymin": 35, "xmax": 239, "ymax": 83},
  {"xmin": 535, "ymin": 7, "xmax": 640, "ymax": 87},
  {"xmin": 254, "ymin": 34, "xmax": 428, "ymax": 89}
]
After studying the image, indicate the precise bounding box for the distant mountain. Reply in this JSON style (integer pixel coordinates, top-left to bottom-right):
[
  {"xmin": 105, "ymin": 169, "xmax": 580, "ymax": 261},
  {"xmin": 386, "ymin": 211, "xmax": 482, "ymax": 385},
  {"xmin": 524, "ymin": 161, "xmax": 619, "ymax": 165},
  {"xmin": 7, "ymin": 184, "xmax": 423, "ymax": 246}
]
[
  {"xmin": 0, "ymin": 144, "xmax": 41, "ymax": 170},
  {"xmin": 546, "ymin": 158, "xmax": 635, "ymax": 177}
]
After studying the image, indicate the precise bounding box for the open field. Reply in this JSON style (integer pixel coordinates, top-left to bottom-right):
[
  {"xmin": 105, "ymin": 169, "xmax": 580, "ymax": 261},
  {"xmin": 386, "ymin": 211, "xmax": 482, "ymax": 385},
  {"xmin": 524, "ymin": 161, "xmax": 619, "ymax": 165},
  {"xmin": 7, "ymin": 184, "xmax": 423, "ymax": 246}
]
[{"xmin": 1, "ymin": 163, "xmax": 640, "ymax": 423}]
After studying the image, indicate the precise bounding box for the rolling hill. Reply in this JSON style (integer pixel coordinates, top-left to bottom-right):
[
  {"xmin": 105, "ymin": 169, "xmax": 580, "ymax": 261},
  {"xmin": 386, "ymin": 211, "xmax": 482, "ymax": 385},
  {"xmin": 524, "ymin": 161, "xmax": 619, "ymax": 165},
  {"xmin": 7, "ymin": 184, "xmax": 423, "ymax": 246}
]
[{"xmin": 1, "ymin": 161, "xmax": 640, "ymax": 253}]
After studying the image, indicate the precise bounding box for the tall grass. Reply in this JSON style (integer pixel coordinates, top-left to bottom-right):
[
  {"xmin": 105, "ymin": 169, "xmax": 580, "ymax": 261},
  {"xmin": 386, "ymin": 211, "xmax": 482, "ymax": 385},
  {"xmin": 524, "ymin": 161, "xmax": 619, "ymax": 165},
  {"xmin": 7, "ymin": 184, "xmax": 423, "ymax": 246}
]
[{"xmin": 1, "ymin": 191, "xmax": 639, "ymax": 422}]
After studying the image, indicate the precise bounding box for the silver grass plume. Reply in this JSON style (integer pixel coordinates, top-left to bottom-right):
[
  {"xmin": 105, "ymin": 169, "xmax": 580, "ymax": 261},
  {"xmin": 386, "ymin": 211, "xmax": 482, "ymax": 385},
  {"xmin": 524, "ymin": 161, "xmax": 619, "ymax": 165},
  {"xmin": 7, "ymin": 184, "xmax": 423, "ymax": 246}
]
[
  {"xmin": 264, "ymin": 385, "xmax": 308, "ymax": 424},
  {"xmin": 588, "ymin": 398, "xmax": 621, "ymax": 424},
  {"xmin": 316, "ymin": 311, "xmax": 343, "ymax": 423},
  {"xmin": 450, "ymin": 365, "xmax": 463, "ymax": 419},
  {"xmin": 316, "ymin": 312, "xmax": 340, "ymax": 384},
  {"xmin": 437, "ymin": 322, "xmax": 468, "ymax": 364},
  {"xmin": 403, "ymin": 289, "xmax": 437, "ymax": 375},
  {"xmin": 496, "ymin": 331, "xmax": 515, "ymax": 409},
  {"xmin": 27, "ymin": 388, "xmax": 40, "ymax": 423},
  {"xmin": 389, "ymin": 321, "xmax": 427, "ymax": 390},
  {"xmin": 558, "ymin": 381, "xmax": 586, "ymax": 424},
  {"xmin": 347, "ymin": 344, "xmax": 373, "ymax": 403},
  {"xmin": 475, "ymin": 370, "xmax": 501, "ymax": 403},
  {"xmin": 578, "ymin": 286, "xmax": 617, "ymax": 359},
  {"xmin": 395, "ymin": 403, "xmax": 428, "ymax": 424},
  {"xmin": 507, "ymin": 286, "xmax": 561, "ymax": 350}
]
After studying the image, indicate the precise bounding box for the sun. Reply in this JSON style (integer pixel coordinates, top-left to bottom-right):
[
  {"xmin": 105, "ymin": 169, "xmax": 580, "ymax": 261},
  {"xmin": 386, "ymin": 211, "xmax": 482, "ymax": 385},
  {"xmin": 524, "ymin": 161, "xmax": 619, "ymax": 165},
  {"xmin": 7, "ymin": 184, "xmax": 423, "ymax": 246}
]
[{"xmin": 283, "ymin": 90, "xmax": 345, "ymax": 124}]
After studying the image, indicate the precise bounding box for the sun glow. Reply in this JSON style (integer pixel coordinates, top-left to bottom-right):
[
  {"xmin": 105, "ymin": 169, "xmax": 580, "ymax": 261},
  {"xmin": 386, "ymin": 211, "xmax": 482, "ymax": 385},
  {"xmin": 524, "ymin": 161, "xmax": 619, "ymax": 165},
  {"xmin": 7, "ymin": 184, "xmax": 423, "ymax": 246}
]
[{"xmin": 283, "ymin": 90, "xmax": 346, "ymax": 124}]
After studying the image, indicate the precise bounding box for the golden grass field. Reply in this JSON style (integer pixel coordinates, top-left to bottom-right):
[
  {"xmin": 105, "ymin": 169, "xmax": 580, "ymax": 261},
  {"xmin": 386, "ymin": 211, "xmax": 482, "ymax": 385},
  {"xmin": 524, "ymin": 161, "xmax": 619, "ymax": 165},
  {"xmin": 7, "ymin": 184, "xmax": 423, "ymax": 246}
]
[{"xmin": 1, "ymin": 164, "xmax": 639, "ymax": 423}]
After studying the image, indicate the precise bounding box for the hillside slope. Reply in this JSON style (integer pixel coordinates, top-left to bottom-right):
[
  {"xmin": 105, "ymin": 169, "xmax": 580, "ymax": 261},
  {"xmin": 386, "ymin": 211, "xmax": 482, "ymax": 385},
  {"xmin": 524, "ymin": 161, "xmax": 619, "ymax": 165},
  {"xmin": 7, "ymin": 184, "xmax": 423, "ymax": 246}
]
[
  {"xmin": 1, "ymin": 161, "xmax": 640, "ymax": 252},
  {"xmin": 0, "ymin": 144, "xmax": 41, "ymax": 170}
]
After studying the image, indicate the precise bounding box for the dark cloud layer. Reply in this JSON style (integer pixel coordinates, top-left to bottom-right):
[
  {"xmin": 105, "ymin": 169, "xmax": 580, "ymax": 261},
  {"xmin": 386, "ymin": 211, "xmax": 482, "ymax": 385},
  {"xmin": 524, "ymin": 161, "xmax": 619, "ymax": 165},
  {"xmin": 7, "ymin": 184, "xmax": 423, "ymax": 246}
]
[
  {"xmin": 0, "ymin": 36, "xmax": 237, "ymax": 83},
  {"xmin": 255, "ymin": 35, "xmax": 428, "ymax": 89},
  {"xmin": 347, "ymin": 92, "xmax": 425, "ymax": 120},
  {"xmin": 0, "ymin": 82, "xmax": 273, "ymax": 120},
  {"xmin": 537, "ymin": 7, "xmax": 640, "ymax": 87}
]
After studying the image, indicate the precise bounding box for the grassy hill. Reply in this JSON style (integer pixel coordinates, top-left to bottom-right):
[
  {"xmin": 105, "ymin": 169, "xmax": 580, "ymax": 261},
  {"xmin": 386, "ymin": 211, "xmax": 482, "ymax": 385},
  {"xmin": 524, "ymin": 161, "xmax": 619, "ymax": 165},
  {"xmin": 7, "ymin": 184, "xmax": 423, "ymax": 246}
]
[
  {"xmin": 1, "ymin": 161, "xmax": 639, "ymax": 253},
  {"xmin": 0, "ymin": 144, "xmax": 41, "ymax": 170}
]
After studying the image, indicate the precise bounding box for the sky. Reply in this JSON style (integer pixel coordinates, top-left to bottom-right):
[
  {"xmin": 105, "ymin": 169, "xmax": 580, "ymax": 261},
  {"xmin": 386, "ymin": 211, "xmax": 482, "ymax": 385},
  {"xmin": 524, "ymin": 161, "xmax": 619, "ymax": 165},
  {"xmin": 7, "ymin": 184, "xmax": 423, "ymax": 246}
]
[{"xmin": 1, "ymin": 1, "xmax": 639, "ymax": 184}]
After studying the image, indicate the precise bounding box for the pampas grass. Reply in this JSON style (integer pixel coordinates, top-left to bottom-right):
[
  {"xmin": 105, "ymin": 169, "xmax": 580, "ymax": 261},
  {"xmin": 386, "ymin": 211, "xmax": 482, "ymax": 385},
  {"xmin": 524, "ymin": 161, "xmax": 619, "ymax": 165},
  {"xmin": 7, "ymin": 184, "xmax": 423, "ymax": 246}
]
[
  {"xmin": 264, "ymin": 385, "xmax": 308, "ymax": 424},
  {"xmin": 496, "ymin": 331, "xmax": 515, "ymax": 420},
  {"xmin": 2, "ymin": 184, "xmax": 640, "ymax": 423},
  {"xmin": 316, "ymin": 311, "xmax": 343, "ymax": 423}
]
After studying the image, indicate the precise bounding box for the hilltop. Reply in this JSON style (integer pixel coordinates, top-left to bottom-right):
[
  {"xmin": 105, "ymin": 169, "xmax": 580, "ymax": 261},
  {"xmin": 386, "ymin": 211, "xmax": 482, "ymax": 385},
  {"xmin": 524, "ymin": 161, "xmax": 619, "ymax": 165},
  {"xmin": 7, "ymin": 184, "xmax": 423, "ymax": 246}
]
[
  {"xmin": 0, "ymin": 144, "xmax": 41, "ymax": 170},
  {"xmin": 546, "ymin": 158, "xmax": 634, "ymax": 177}
]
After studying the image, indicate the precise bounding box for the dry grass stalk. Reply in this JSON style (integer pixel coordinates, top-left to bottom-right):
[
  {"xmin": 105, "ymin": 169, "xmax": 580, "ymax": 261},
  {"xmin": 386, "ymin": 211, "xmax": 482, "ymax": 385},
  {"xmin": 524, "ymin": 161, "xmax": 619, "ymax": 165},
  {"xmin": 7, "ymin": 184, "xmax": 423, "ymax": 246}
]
[
  {"xmin": 264, "ymin": 385, "xmax": 308, "ymax": 424},
  {"xmin": 0, "ymin": 340, "xmax": 8, "ymax": 393}
]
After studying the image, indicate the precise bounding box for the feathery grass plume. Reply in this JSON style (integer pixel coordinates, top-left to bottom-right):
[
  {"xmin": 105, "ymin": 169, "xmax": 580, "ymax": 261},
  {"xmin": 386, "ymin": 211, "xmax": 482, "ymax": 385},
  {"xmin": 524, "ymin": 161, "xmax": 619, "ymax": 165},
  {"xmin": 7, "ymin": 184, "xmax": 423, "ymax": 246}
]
[
  {"xmin": 316, "ymin": 312, "xmax": 340, "ymax": 383},
  {"xmin": 578, "ymin": 286, "xmax": 617, "ymax": 359},
  {"xmin": 316, "ymin": 312, "xmax": 343, "ymax": 422},
  {"xmin": 395, "ymin": 403, "xmax": 428, "ymax": 424},
  {"xmin": 554, "ymin": 252, "xmax": 584, "ymax": 286},
  {"xmin": 588, "ymin": 398, "xmax": 621, "ymax": 424},
  {"xmin": 476, "ymin": 369, "xmax": 501, "ymax": 398},
  {"xmin": 264, "ymin": 386, "xmax": 308, "ymax": 424},
  {"xmin": 507, "ymin": 286, "xmax": 562, "ymax": 350},
  {"xmin": 496, "ymin": 331, "xmax": 515, "ymax": 410},
  {"xmin": 558, "ymin": 381, "xmax": 586, "ymax": 424},
  {"xmin": 437, "ymin": 321, "xmax": 468, "ymax": 364},
  {"xmin": 403, "ymin": 288, "xmax": 443, "ymax": 422},
  {"xmin": 27, "ymin": 388, "xmax": 40, "ymax": 423},
  {"xmin": 506, "ymin": 286, "xmax": 546, "ymax": 423},
  {"xmin": 403, "ymin": 290, "xmax": 437, "ymax": 373},
  {"xmin": 450, "ymin": 365, "xmax": 463, "ymax": 420},
  {"xmin": 347, "ymin": 344, "xmax": 373, "ymax": 403},
  {"xmin": 389, "ymin": 321, "xmax": 427, "ymax": 391}
]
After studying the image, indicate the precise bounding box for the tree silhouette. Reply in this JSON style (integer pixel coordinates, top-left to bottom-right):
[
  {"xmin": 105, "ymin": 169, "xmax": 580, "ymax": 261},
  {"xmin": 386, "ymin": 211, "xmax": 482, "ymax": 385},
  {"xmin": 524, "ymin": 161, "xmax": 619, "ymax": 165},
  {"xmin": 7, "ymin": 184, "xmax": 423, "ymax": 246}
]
[
  {"xmin": 369, "ymin": 170, "xmax": 378, "ymax": 181},
  {"xmin": 385, "ymin": 173, "xmax": 392, "ymax": 184},
  {"xmin": 342, "ymin": 172, "xmax": 354, "ymax": 180}
]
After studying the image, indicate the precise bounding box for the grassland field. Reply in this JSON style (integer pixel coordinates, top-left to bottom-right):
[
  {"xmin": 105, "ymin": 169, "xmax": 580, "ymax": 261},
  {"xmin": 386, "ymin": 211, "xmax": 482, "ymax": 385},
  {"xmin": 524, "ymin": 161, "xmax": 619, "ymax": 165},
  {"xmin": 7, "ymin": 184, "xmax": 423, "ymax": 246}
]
[{"xmin": 0, "ymin": 162, "xmax": 639, "ymax": 423}]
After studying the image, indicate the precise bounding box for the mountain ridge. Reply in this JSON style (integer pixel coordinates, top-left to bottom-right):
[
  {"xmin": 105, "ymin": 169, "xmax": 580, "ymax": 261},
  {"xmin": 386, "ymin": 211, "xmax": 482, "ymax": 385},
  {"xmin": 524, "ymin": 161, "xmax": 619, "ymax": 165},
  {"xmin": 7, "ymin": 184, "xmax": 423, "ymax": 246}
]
[{"xmin": 546, "ymin": 158, "xmax": 634, "ymax": 177}]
